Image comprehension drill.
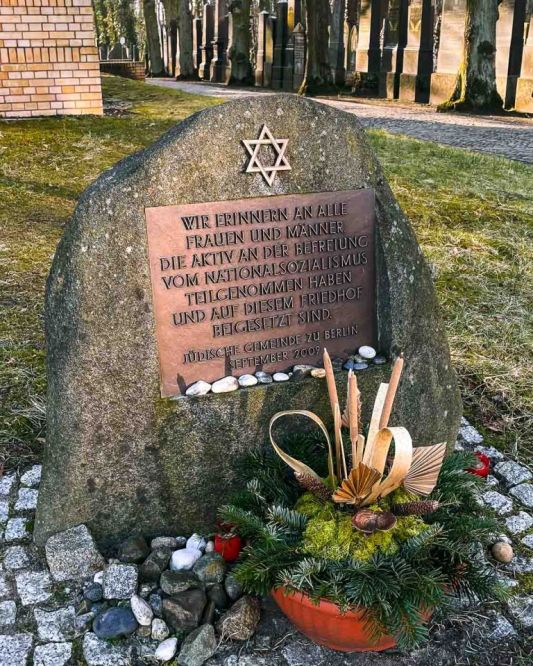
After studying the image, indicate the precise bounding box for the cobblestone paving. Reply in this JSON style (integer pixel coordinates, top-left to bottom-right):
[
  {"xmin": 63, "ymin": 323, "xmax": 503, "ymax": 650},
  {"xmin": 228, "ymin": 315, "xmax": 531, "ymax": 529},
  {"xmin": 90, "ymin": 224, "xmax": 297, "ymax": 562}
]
[{"xmin": 148, "ymin": 79, "xmax": 533, "ymax": 164}]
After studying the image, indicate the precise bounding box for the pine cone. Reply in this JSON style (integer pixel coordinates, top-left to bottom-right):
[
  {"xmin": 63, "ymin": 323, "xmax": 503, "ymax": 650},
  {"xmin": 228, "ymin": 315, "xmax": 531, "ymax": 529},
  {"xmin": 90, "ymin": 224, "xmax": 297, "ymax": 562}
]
[
  {"xmin": 391, "ymin": 500, "xmax": 439, "ymax": 516},
  {"xmin": 295, "ymin": 473, "xmax": 332, "ymax": 503}
]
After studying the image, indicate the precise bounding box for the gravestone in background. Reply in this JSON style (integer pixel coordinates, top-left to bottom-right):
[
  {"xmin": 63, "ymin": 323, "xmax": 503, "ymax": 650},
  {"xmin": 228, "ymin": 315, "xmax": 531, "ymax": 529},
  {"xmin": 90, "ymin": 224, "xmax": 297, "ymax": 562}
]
[
  {"xmin": 292, "ymin": 23, "xmax": 306, "ymax": 91},
  {"xmin": 34, "ymin": 95, "xmax": 462, "ymax": 548},
  {"xmin": 272, "ymin": 0, "xmax": 289, "ymax": 89},
  {"xmin": 355, "ymin": 0, "xmax": 386, "ymax": 91},
  {"xmin": 198, "ymin": 3, "xmax": 214, "ymax": 80},
  {"xmin": 192, "ymin": 16, "xmax": 202, "ymax": 75},
  {"xmin": 398, "ymin": 0, "xmax": 434, "ymax": 103},
  {"xmin": 209, "ymin": 0, "xmax": 228, "ymax": 82},
  {"xmin": 515, "ymin": 16, "xmax": 533, "ymax": 112},
  {"xmin": 378, "ymin": 0, "xmax": 408, "ymax": 99},
  {"xmin": 255, "ymin": 10, "xmax": 269, "ymax": 86},
  {"xmin": 495, "ymin": 0, "xmax": 527, "ymax": 108},
  {"xmin": 329, "ymin": 0, "xmax": 346, "ymax": 85},
  {"xmin": 429, "ymin": 0, "xmax": 466, "ymax": 105}
]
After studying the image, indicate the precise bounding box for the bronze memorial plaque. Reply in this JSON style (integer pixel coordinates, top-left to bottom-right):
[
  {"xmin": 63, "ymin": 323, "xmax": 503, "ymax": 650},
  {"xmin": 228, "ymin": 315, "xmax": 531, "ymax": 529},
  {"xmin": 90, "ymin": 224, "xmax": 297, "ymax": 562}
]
[{"xmin": 145, "ymin": 189, "xmax": 376, "ymax": 397}]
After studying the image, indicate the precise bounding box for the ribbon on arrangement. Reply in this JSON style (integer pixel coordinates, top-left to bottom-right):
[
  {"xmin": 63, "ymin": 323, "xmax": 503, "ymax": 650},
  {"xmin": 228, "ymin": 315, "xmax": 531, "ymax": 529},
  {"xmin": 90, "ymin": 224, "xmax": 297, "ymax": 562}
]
[
  {"xmin": 363, "ymin": 426, "xmax": 413, "ymax": 504},
  {"xmin": 269, "ymin": 410, "xmax": 336, "ymax": 484}
]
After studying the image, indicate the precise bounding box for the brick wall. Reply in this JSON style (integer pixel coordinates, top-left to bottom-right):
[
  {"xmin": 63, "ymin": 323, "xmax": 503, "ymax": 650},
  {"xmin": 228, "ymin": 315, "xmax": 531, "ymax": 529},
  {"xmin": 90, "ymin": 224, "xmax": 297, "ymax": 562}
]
[{"xmin": 0, "ymin": 0, "xmax": 103, "ymax": 118}]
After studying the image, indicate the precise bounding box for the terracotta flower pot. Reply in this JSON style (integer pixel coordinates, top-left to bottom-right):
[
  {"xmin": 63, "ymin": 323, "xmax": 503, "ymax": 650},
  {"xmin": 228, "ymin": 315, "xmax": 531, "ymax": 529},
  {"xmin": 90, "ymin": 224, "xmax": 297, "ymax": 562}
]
[{"xmin": 271, "ymin": 587, "xmax": 397, "ymax": 652}]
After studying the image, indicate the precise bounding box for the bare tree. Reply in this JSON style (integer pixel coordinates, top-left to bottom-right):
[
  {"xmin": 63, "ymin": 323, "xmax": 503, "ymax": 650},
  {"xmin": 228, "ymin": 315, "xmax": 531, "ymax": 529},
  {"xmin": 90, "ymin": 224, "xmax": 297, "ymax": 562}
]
[
  {"xmin": 439, "ymin": 0, "xmax": 503, "ymax": 111},
  {"xmin": 143, "ymin": 0, "xmax": 165, "ymax": 75},
  {"xmin": 176, "ymin": 0, "xmax": 195, "ymax": 78},
  {"xmin": 299, "ymin": 0, "xmax": 332, "ymax": 94},
  {"xmin": 161, "ymin": 0, "xmax": 178, "ymax": 75}
]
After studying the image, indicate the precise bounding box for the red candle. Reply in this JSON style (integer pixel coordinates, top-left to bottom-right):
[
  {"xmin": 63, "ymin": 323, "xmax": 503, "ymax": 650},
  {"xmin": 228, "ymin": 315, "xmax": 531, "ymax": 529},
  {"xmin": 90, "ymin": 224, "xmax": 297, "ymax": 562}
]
[
  {"xmin": 467, "ymin": 452, "xmax": 490, "ymax": 478},
  {"xmin": 214, "ymin": 533, "xmax": 242, "ymax": 562}
]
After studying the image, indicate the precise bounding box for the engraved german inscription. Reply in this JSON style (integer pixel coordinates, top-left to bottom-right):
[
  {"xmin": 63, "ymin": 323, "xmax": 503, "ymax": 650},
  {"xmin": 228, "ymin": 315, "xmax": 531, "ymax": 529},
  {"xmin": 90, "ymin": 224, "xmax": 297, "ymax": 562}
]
[{"xmin": 145, "ymin": 190, "xmax": 376, "ymax": 396}]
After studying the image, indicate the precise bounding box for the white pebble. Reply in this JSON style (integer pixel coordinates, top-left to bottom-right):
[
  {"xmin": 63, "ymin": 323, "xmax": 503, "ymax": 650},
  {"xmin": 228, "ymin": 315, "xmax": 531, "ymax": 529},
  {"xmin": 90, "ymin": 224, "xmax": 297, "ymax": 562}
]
[
  {"xmin": 358, "ymin": 345, "xmax": 376, "ymax": 360},
  {"xmin": 151, "ymin": 618, "xmax": 170, "ymax": 641},
  {"xmin": 273, "ymin": 372, "xmax": 289, "ymax": 382},
  {"xmin": 311, "ymin": 368, "xmax": 326, "ymax": 378},
  {"xmin": 185, "ymin": 380, "xmax": 211, "ymax": 397},
  {"xmin": 205, "ymin": 540, "xmax": 215, "ymax": 553},
  {"xmin": 93, "ymin": 571, "xmax": 104, "ymax": 585},
  {"xmin": 130, "ymin": 593, "xmax": 153, "ymax": 626},
  {"xmin": 238, "ymin": 374, "xmax": 258, "ymax": 387},
  {"xmin": 186, "ymin": 533, "xmax": 206, "ymax": 551},
  {"xmin": 211, "ymin": 376, "xmax": 239, "ymax": 393},
  {"xmin": 170, "ymin": 548, "xmax": 202, "ymax": 571},
  {"xmin": 155, "ymin": 637, "xmax": 178, "ymax": 661}
]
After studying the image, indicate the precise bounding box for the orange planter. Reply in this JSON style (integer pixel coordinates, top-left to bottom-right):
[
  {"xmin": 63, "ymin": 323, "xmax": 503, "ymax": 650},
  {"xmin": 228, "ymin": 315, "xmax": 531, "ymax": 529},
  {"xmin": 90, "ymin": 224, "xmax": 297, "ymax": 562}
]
[{"xmin": 271, "ymin": 587, "xmax": 396, "ymax": 652}]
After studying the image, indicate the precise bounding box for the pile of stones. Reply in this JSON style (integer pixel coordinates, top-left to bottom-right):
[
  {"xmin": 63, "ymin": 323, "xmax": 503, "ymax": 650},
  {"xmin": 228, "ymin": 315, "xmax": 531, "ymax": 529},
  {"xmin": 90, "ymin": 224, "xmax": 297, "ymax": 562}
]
[
  {"xmin": 0, "ymin": 418, "xmax": 532, "ymax": 665},
  {"xmin": 185, "ymin": 345, "xmax": 385, "ymax": 396},
  {"xmin": 0, "ymin": 465, "xmax": 260, "ymax": 666}
]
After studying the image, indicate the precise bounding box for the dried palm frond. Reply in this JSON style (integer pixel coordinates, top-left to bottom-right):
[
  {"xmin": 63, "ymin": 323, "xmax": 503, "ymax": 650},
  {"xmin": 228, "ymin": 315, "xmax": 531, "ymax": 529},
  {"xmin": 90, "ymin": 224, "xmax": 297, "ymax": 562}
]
[
  {"xmin": 352, "ymin": 508, "xmax": 397, "ymax": 534},
  {"xmin": 332, "ymin": 462, "xmax": 381, "ymax": 505},
  {"xmin": 269, "ymin": 409, "xmax": 336, "ymax": 483},
  {"xmin": 403, "ymin": 443, "xmax": 447, "ymax": 496},
  {"xmin": 294, "ymin": 472, "xmax": 332, "ymax": 503}
]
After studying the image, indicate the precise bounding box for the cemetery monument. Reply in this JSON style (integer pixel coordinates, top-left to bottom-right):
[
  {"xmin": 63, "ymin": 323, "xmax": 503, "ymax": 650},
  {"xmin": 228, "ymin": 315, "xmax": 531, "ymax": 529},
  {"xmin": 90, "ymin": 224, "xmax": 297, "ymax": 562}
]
[{"xmin": 34, "ymin": 95, "xmax": 462, "ymax": 548}]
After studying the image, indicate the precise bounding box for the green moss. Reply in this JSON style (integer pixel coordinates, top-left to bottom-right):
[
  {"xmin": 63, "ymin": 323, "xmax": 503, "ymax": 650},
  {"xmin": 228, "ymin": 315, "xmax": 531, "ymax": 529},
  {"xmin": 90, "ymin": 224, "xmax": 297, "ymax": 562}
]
[{"xmin": 296, "ymin": 492, "xmax": 428, "ymax": 562}]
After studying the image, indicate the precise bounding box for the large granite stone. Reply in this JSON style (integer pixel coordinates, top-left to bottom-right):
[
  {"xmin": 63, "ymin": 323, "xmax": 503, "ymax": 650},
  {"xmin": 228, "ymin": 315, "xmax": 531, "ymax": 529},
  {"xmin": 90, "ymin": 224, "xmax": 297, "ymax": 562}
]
[{"xmin": 35, "ymin": 95, "xmax": 461, "ymax": 547}]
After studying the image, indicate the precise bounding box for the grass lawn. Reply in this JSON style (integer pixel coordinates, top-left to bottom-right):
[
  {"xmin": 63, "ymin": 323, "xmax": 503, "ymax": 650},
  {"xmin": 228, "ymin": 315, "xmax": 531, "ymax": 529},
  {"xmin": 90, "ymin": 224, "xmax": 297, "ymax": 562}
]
[{"xmin": 0, "ymin": 74, "xmax": 531, "ymax": 470}]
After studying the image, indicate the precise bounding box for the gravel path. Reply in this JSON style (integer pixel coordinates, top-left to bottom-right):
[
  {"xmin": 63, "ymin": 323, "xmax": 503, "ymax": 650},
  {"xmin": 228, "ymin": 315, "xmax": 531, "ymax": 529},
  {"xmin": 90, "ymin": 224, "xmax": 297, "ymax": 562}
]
[{"xmin": 148, "ymin": 79, "xmax": 533, "ymax": 164}]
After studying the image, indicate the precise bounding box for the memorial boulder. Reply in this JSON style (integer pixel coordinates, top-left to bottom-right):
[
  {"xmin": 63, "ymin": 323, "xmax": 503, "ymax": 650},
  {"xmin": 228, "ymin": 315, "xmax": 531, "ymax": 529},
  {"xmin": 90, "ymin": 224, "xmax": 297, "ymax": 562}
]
[{"xmin": 34, "ymin": 95, "xmax": 461, "ymax": 547}]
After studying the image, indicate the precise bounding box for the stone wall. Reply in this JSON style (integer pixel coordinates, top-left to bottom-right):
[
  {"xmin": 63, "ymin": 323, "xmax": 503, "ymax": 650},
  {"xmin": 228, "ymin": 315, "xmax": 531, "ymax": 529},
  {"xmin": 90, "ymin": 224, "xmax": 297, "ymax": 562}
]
[
  {"xmin": 0, "ymin": 0, "xmax": 102, "ymax": 118},
  {"xmin": 100, "ymin": 61, "xmax": 145, "ymax": 81}
]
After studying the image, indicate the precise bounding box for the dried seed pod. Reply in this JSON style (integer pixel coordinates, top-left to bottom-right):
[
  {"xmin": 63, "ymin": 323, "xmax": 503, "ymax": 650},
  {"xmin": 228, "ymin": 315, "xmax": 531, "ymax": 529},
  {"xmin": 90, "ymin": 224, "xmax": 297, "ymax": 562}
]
[
  {"xmin": 391, "ymin": 500, "xmax": 439, "ymax": 516},
  {"xmin": 294, "ymin": 472, "xmax": 332, "ymax": 503},
  {"xmin": 352, "ymin": 509, "xmax": 397, "ymax": 534},
  {"xmin": 352, "ymin": 508, "xmax": 379, "ymax": 534},
  {"xmin": 376, "ymin": 511, "xmax": 397, "ymax": 531}
]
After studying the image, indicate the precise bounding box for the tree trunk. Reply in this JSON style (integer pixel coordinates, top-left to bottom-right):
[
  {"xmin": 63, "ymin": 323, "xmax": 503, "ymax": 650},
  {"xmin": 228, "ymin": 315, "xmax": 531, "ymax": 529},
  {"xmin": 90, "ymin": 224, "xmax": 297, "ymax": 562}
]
[
  {"xmin": 143, "ymin": 0, "xmax": 165, "ymax": 75},
  {"xmin": 299, "ymin": 0, "xmax": 333, "ymax": 95},
  {"xmin": 439, "ymin": 0, "xmax": 503, "ymax": 111},
  {"xmin": 162, "ymin": 0, "xmax": 178, "ymax": 76},
  {"xmin": 176, "ymin": 0, "xmax": 195, "ymax": 78},
  {"xmin": 227, "ymin": 0, "xmax": 253, "ymax": 84}
]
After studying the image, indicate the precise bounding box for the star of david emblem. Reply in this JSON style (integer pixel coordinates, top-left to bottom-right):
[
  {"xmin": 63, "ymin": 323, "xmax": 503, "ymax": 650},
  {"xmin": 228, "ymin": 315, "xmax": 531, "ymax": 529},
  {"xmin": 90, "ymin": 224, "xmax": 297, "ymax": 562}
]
[{"xmin": 242, "ymin": 124, "xmax": 291, "ymax": 186}]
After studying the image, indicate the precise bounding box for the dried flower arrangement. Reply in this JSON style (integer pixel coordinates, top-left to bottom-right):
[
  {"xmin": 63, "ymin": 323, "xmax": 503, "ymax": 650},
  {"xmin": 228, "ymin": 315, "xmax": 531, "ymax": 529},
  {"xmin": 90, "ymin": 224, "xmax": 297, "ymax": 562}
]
[
  {"xmin": 220, "ymin": 351, "xmax": 505, "ymax": 650},
  {"xmin": 269, "ymin": 350, "xmax": 446, "ymax": 532}
]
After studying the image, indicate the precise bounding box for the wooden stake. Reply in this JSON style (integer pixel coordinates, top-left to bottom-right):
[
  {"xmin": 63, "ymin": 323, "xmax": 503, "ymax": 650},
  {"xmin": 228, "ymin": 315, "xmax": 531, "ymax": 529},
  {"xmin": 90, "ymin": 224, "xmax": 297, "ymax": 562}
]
[
  {"xmin": 323, "ymin": 348, "xmax": 339, "ymax": 420},
  {"xmin": 334, "ymin": 403, "xmax": 347, "ymax": 480},
  {"xmin": 378, "ymin": 354, "xmax": 404, "ymax": 430},
  {"xmin": 348, "ymin": 371, "xmax": 359, "ymax": 466}
]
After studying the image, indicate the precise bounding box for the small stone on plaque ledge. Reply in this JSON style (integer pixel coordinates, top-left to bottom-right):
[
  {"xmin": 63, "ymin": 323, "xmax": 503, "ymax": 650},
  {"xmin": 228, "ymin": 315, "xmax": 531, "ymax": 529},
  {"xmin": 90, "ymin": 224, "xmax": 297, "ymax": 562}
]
[
  {"xmin": 358, "ymin": 345, "xmax": 377, "ymax": 360},
  {"xmin": 255, "ymin": 371, "xmax": 273, "ymax": 384},
  {"xmin": 291, "ymin": 365, "xmax": 315, "ymax": 379},
  {"xmin": 211, "ymin": 376, "xmax": 239, "ymax": 393},
  {"xmin": 311, "ymin": 368, "xmax": 326, "ymax": 378},
  {"xmin": 238, "ymin": 374, "xmax": 258, "ymax": 387},
  {"xmin": 185, "ymin": 381, "xmax": 211, "ymax": 397},
  {"xmin": 354, "ymin": 362, "xmax": 369, "ymax": 370},
  {"xmin": 273, "ymin": 372, "xmax": 289, "ymax": 382}
]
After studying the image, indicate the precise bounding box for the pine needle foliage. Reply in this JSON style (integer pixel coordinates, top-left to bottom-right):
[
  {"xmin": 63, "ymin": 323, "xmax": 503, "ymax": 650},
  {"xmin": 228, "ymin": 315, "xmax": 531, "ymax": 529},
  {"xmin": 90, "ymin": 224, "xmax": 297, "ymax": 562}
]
[{"xmin": 221, "ymin": 447, "xmax": 505, "ymax": 649}]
